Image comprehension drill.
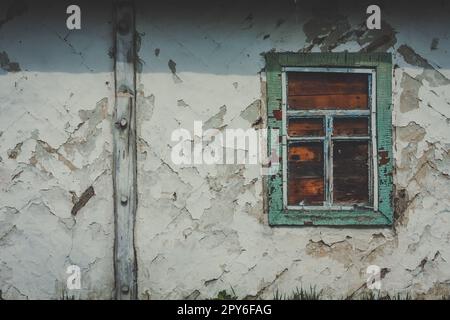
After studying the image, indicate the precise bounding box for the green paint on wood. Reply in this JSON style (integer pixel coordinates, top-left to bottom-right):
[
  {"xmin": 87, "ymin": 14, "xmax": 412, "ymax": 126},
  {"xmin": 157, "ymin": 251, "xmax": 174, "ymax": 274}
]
[{"xmin": 265, "ymin": 52, "xmax": 393, "ymax": 227}]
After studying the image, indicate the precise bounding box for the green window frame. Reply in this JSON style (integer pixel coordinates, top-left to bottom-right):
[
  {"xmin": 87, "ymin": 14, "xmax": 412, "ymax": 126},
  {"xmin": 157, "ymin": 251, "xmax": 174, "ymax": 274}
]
[{"xmin": 266, "ymin": 52, "xmax": 393, "ymax": 226}]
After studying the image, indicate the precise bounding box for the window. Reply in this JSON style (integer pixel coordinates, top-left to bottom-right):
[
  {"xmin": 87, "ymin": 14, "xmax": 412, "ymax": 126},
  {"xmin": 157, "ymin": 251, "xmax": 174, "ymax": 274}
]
[
  {"xmin": 284, "ymin": 69, "xmax": 375, "ymax": 208},
  {"xmin": 266, "ymin": 53, "xmax": 393, "ymax": 226}
]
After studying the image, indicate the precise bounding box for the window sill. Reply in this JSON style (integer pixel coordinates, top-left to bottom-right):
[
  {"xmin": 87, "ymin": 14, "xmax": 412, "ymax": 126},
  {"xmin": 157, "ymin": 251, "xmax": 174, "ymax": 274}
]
[{"xmin": 268, "ymin": 208, "xmax": 392, "ymax": 227}]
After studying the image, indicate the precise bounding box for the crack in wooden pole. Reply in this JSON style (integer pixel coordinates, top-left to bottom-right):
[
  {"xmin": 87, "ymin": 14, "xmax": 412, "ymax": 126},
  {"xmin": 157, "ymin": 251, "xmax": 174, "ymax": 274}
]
[{"xmin": 113, "ymin": 0, "xmax": 138, "ymax": 300}]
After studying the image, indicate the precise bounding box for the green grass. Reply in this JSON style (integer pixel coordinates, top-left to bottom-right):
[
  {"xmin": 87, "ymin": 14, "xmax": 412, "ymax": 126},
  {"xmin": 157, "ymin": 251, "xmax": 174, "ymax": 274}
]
[
  {"xmin": 347, "ymin": 291, "xmax": 412, "ymax": 300},
  {"xmin": 273, "ymin": 286, "xmax": 322, "ymax": 300},
  {"xmin": 210, "ymin": 288, "xmax": 238, "ymax": 300},
  {"xmin": 211, "ymin": 287, "xmax": 446, "ymax": 300}
]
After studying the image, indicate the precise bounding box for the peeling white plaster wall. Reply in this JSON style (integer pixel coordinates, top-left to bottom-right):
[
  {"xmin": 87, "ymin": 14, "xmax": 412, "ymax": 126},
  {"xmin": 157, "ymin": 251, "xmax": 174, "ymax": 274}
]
[
  {"xmin": 0, "ymin": 1, "xmax": 115, "ymax": 299},
  {"xmin": 1, "ymin": 0, "xmax": 450, "ymax": 300},
  {"xmin": 135, "ymin": 1, "xmax": 450, "ymax": 299}
]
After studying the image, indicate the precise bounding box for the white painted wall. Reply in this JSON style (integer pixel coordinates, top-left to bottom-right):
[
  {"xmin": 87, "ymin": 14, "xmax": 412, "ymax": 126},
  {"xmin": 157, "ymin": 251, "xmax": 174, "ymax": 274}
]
[
  {"xmin": 135, "ymin": 1, "xmax": 450, "ymax": 299},
  {"xmin": 1, "ymin": 0, "xmax": 450, "ymax": 299},
  {"xmin": 0, "ymin": 1, "xmax": 115, "ymax": 299}
]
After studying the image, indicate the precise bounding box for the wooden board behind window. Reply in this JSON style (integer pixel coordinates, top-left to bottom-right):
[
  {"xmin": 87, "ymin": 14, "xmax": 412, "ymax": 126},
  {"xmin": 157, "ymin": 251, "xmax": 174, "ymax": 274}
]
[
  {"xmin": 288, "ymin": 118, "xmax": 324, "ymax": 137},
  {"xmin": 333, "ymin": 141, "xmax": 369, "ymax": 203},
  {"xmin": 288, "ymin": 142, "xmax": 324, "ymax": 205},
  {"xmin": 287, "ymin": 72, "xmax": 368, "ymax": 110},
  {"xmin": 333, "ymin": 117, "xmax": 369, "ymax": 136}
]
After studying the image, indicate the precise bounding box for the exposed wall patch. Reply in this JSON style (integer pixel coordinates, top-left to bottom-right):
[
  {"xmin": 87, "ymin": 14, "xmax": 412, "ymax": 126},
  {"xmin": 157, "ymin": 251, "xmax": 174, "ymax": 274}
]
[
  {"xmin": 0, "ymin": 51, "xmax": 21, "ymax": 72},
  {"xmin": 71, "ymin": 186, "xmax": 95, "ymax": 216}
]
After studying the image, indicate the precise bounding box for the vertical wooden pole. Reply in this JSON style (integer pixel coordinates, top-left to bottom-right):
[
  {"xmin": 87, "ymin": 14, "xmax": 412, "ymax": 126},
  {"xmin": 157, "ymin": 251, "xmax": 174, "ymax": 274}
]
[{"xmin": 113, "ymin": 0, "xmax": 137, "ymax": 300}]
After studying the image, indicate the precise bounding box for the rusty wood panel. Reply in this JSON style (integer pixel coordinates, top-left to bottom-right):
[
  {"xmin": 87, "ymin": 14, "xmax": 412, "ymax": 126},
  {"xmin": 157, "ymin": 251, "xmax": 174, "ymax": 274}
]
[
  {"xmin": 288, "ymin": 94, "xmax": 368, "ymax": 110},
  {"xmin": 287, "ymin": 72, "xmax": 368, "ymax": 96},
  {"xmin": 288, "ymin": 161, "xmax": 323, "ymax": 177},
  {"xmin": 333, "ymin": 161, "xmax": 368, "ymax": 176},
  {"xmin": 113, "ymin": 1, "xmax": 137, "ymax": 300},
  {"xmin": 333, "ymin": 141, "xmax": 369, "ymax": 204},
  {"xmin": 287, "ymin": 72, "xmax": 368, "ymax": 110},
  {"xmin": 288, "ymin": 118, "xmax": 324, "ymax": 137},
  {"xmin": 288, "ymin": 178, "xmax": 324, "ymax": 205},
  {"xmin": 288, "ymin": 143, "xmax": 323, "ymax": 162},
  {"xmin": 333, "ymin": 117, "xmax": 369, "ymax": 136},
  {"xmin": 333, "ymin": 177, "xmax": 368, "ymax": 203},
  {"xmin": 288, "ymin": 142, "xmax": 324, "ymax": 205}
]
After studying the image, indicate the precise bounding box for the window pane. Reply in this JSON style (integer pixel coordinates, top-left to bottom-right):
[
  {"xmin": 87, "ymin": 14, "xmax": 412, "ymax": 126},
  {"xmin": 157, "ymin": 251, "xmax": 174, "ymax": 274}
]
[
  {"xmin": 333, "ymin": 117, "xmax": 369, "ymax": 136},
  {"xmin": 287, "ymin": 72, "xmax": 368, "ymax": 110},
  {"xmin": 288, "ymin": 142, "xmax": 324, "ymax": 205},
  {"xmin": 288, "ymin": 117, "xmax": 324, "ymax": 137},
  {"xmin": 333, "ymin": 141, "xmax": 369, "ymax": 204}
]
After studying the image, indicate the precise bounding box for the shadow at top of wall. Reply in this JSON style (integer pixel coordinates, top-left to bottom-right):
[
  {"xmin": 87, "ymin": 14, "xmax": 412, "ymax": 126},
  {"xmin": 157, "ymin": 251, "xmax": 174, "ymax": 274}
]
[{"xmin": 0, "ymin": 0, "xmax": 449, "ymax": 75}]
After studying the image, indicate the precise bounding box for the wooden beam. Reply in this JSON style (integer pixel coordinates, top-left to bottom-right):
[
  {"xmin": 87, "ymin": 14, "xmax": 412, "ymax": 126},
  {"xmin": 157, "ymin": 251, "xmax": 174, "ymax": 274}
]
[{"xmin": 113, "ymin": 0, "xmax": 137, "ymax": 300}]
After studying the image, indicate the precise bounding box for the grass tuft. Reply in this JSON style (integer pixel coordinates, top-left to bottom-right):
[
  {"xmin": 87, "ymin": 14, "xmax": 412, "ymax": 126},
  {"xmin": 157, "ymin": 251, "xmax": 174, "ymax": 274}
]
[
  {"xmin": 351, "ymin": 291, "xmax": 412, "ymax": 300},
  {"xmin": 211, "ymin": 287, "xmax": 238, "ymax": 300},
  {"xmin": 273, "ymin": 286, "xmax": 322, "ymax": 300}
]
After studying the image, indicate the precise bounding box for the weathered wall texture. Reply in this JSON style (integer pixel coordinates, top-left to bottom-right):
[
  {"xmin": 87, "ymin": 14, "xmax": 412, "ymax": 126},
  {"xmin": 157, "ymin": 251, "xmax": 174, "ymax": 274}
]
[
  {"xmin": 135, "ymin": 1, "xmax": 450, "ymax": 299},
  {"xmin": 0, "ymin": 1, "xmax": 115, "ymax": 299},
  {"xmin": 1, "ymin": 0, "xmax": 450, "ymax": 300}
]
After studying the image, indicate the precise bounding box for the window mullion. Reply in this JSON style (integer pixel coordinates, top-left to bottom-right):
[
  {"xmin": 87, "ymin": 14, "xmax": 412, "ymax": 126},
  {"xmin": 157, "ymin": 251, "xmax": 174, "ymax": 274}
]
[
  {"xmin": 370, "ymin": 71, "xmax": 379, "ymax": 211},
  {"xmin": 324, "ymin": 115, "xmax": 333, "ymax": 206},
  {"xmin": 281, "ymin": 71, "xmax": 288, "ymax": 208}
]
